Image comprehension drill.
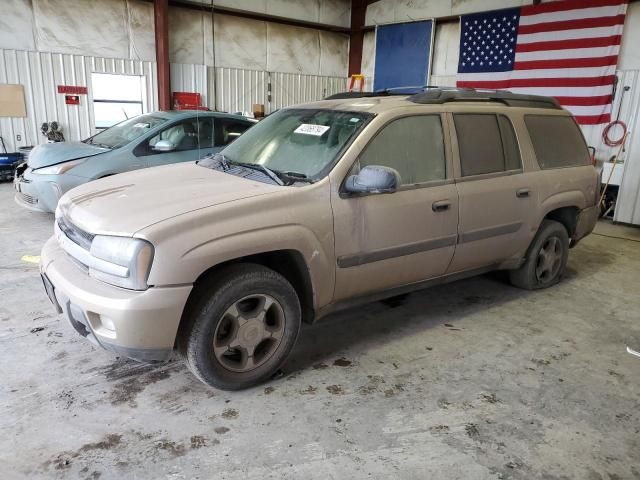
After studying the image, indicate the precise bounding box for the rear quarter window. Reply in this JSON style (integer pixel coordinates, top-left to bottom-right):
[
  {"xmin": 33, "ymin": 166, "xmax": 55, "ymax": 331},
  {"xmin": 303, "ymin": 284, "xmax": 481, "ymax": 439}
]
[{"xmin": 525, "ymin": 115, "xmax": 591, "ymax": 169}]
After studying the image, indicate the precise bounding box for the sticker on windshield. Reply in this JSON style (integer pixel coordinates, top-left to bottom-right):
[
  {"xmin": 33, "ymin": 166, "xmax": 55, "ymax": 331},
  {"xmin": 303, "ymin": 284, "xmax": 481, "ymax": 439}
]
[
  {"xmin": 132, "ymin": 123, "xmax": 150, "ymax": 128},
  {"xmin": 294, "ymin": 124, "xmax": 330, "ymax": 136}
]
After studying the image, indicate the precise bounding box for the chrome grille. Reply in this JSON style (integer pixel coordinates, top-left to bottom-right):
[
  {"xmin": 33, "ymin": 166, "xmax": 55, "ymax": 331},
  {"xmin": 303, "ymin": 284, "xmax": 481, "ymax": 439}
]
[{"xmin": 57, "ymin": 216, "xmax": 94, "ymax": 250}]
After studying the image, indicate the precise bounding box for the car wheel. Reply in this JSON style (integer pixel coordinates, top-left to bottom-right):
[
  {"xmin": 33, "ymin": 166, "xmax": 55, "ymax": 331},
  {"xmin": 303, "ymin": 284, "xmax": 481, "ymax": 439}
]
[
  {"xmin": 178, "ymin": 264, "xmax": 301, "ymax": 390},
  {"xmin": 509, "ymin": 219, "xmax": 569, "ymax": 290}
]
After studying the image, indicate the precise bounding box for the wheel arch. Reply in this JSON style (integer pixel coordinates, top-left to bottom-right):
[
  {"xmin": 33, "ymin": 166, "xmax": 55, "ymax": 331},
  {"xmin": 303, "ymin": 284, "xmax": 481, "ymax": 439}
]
[
  {"xmin": 538, "ymin": 190, "xmax": 586, "ymax": 239},
  {"xmin": 183, "ymin": 249, "xmax": 316, "ymax": 326},
  {"xmin": 544, "ymin": 206, "xmax": 579, "ymax": 238}
]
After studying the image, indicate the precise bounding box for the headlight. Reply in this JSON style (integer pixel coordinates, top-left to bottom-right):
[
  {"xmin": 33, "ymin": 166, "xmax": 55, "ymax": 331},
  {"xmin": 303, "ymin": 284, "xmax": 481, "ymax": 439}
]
[
  {"xmin": 89, "ymin": 235, "xmax": 154, "ymax": 290},
  {"xmin": 34, "ymin": 158, "xmax": 86, "ymax": 175}
]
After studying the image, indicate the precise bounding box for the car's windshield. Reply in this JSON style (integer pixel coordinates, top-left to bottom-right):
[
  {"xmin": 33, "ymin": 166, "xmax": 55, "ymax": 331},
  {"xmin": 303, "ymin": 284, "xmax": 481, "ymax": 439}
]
[
  {"xmin": 204, "ymin": 108, "xmax": 371, "ymax": 180},
  {"xmin": 83, "ymin": 114, "xmax": 169, "ymax": 149}
]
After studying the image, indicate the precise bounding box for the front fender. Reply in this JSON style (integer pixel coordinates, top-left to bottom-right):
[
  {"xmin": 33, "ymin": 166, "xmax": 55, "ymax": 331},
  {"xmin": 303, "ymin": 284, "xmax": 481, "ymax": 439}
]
[{"xmin": 142, "ymin": 188, "xmax": 336, "ymax": 309}]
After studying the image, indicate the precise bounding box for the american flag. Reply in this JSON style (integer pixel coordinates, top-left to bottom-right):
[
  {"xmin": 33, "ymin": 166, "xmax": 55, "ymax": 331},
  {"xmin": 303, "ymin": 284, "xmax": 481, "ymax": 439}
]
[{"xmin": 456, "ymin": 0, "xmax": 628, "ymax": 125}]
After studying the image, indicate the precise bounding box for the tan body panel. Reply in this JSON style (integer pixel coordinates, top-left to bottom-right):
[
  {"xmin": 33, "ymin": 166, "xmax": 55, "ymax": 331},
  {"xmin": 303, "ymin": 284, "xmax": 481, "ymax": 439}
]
[{"xmin": 141, "ymin": 180, "xmax": 335, "ymax": 309}]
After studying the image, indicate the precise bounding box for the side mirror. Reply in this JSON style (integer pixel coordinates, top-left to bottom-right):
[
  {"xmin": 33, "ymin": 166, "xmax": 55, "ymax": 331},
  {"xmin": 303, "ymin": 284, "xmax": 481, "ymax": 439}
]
[
  {"xmin": 344, "ymin": 165, "xmax": 400, "ymax": 194},
  {"xmin": 152, "ymin": 140, "xmax": 175, "ymax": 152}
]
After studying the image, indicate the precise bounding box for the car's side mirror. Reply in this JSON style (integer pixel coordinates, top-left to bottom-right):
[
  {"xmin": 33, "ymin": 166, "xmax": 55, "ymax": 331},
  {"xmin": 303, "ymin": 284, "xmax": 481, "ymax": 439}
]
[
  {"xmin": 152, "ymin": 140, "xmax": 175, "ymax": 152},
  {"xmin": 344, "ymin": 165, "xmax": 400, "ymax": 195}
]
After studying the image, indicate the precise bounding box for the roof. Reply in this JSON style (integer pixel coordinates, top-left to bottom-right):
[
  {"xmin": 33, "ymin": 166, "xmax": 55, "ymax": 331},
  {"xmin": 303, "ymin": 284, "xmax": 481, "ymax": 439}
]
[
  {"xmin": 304, "ymin": 88, "xmax": 562, "ymax": 114},
  {"xmin": 152, "ymin": 110, "xmax": 255, "ymax": 121}
]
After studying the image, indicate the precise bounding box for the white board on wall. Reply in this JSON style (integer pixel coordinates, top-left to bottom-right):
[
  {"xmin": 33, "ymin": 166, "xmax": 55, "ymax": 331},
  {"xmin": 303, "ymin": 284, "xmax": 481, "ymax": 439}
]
[{"xmin": 0, "ymin": 84, "xmax": 26, "ymax": 117}]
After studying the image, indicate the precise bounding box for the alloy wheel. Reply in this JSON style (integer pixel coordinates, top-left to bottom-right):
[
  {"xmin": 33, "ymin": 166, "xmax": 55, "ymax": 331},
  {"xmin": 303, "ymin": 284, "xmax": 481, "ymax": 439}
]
[
  {"xmin": 535, "ymin": 236, "xmax": 563, "ymax": 283},
  {"xmin": 212, "ymin": 294, "xmax": 286, "ymax": 372}
]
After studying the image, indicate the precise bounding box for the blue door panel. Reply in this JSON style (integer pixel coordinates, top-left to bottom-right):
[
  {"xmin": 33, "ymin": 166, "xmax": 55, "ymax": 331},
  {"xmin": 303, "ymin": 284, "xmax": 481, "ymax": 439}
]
[{"xmin": 373, "ymin": 21, "xmax": 433, "ymax": 92}]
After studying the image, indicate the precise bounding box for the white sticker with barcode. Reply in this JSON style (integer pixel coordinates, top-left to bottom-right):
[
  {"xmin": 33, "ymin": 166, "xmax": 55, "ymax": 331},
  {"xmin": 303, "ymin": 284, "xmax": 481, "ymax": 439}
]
[{"xmin": 294, "ymin": 124, "xmax": 330, "ymax": 136}]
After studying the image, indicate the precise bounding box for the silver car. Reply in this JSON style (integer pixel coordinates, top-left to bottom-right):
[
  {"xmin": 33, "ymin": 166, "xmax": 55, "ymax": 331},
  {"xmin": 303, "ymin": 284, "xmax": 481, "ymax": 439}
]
[{"xmin": 14, "ymin": 110, "xmax": 256, "ymax": 212}]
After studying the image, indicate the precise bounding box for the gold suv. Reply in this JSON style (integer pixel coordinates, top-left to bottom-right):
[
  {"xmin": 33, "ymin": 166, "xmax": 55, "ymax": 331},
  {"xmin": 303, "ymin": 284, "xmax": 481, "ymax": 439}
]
[{"xmin": 40, "ymin": 89, "xmax": 600, "ymax": 390}]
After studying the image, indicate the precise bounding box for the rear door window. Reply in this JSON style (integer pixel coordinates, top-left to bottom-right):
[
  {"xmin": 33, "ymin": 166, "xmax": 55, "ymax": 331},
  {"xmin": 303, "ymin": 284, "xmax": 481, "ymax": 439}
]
[
  {"xmin": 525, "ymin": 115, "xmax": 590, "ymax": 169},
  {"xmin": 454, "ymin": 114, "xmax": 522, "ymax": 177}
]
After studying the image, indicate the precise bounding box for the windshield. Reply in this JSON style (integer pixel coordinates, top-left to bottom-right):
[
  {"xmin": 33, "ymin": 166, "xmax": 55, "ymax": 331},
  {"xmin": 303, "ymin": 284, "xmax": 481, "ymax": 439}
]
[
  {"xmin": 83, "ymin": 114, "xmax": 169, "ymax": 149},
  {"xmin": 214, "ymin": 108, "xmax": 372, "ymax": 180}
]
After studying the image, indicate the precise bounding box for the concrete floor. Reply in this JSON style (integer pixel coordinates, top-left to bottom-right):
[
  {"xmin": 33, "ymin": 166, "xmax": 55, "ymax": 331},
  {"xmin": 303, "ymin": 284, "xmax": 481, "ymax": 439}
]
[{"xmin": 1, "ymin": 182, "xmax": 638, "ymax": 480}]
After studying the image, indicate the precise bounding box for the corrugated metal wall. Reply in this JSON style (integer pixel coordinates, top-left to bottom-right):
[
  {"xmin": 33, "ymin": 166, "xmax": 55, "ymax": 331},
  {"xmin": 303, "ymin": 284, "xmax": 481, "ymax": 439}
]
[
  {"xmin": 0, "ymin": 48, "xmax": 157, "ymax": 153},
  {"xmin": 214, "ymin": 67, "xmax": 267, "ymax": 114},
  {"xmin": 270, "ymin": 72, "xmax": 346, "ymax": 111},
  {"xmin": 170, "ymin": 63, "xmax": 208, "ymax": 106},
  {"xmin": 1, "ymin": 48, "xmax": 347, "ymax": 153}
]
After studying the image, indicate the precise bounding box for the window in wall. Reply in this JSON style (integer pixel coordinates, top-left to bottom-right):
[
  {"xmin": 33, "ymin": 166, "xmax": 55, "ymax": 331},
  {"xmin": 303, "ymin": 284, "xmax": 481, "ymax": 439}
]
[
  {"xmin": 525, "ymin": 115, "xmax": 591, "ymax": 169},
  {"xmin": 454, "ymin": 114, "xmax": 522, "ymax": 177},
  {"xmin": 92, "ymin": 73, "xmax": 145, "ymax": 129},
  {"xmin": 358, "ymin": 115, "xmax": 446, "ymax": 185}
]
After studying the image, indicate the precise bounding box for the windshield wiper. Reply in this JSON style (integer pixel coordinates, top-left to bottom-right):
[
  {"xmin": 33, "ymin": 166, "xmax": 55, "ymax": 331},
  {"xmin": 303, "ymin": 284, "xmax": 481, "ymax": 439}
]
[
  {"xmin": 277, "ymin": 171, "xmax": 314, "ymax": 184},
  {"xmin": 233, "ymin": 161, "xmax": 284, "ymax": 186},
  {"xmin": 200, "ymin": 154, "xmax": 313, "ymax": 186},
  {"xmin": 203, "ymin": 154, "xmax": 284, "ymax": 185}
]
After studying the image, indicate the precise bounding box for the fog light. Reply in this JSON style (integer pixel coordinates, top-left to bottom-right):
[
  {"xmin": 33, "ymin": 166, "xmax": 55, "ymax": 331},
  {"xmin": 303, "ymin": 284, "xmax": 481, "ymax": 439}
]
[{"xmin": 100, "ymin": 316, "xmax": 116, "ymax": 332}]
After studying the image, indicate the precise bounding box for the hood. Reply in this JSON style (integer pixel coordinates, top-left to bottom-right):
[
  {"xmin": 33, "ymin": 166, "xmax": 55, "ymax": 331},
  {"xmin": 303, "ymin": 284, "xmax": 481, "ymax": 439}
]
[
  {"xmin": 58, "ymin": 162, "xmax": 281, "ymax": 235},
  {"xmin": 27, "ymin": 142, "xmax": 109, "ymax": 169}
]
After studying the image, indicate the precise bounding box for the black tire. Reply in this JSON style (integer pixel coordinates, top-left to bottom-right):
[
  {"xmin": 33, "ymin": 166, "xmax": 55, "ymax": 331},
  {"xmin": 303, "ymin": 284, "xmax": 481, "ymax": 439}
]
[
  {"xmin": 178, "ymin": 264, "xmax": 301, "ymax": 390},
  {"xmin": 509, "ymin": 219, "xmax": 569, "ymax": 290}
]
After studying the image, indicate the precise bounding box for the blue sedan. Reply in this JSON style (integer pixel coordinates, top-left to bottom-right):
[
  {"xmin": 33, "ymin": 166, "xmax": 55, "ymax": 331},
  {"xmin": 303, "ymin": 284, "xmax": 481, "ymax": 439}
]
[{"xmin": 14, "ymin": 110, "xmax": 256, "ymax": 213}]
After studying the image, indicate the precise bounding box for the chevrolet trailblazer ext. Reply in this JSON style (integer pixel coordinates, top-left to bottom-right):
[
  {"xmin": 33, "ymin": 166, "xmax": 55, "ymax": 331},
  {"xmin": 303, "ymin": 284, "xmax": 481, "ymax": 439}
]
[{"xmin": 40, "ymin": 89, "xmax": 599, "ymax": 390}]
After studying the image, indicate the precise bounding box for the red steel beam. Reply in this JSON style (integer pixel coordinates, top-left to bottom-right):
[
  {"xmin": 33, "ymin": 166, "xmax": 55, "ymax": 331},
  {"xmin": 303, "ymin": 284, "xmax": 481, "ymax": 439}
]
[
  {"xmin": 348, "ymin": 0, "xmax": 368, "ymax": 76},
  {"xmin": 154, "ymin": 0, "xmax": 171, "ymax": 110}
]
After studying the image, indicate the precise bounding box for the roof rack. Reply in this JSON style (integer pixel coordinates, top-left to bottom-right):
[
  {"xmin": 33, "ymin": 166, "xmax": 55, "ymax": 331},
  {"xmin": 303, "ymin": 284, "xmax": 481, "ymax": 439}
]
[
  {"xmin": 325, "ymin": 87, "xmax": 560, "ymax": 110},
  {"xmin": 325, "ymin": 85, "xmax": 459, "ymax": 100},
  {"xmin": 324, "ymin": 91, "xmax": 400, "ymax": 99},
  {"xmin": 408, "ymin": 88, "xmax": 561, "ymax": 109}
]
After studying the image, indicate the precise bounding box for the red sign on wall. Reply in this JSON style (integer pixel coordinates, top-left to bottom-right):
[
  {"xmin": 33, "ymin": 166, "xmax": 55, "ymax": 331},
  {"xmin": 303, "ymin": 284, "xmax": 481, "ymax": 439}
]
[
  {"xmin": 57, "ymin": 85, "xmax": 87, "ymax": 95},
  {"xmin": 65, "ymin": 95, "xmax": 80, "ymax": 105}
]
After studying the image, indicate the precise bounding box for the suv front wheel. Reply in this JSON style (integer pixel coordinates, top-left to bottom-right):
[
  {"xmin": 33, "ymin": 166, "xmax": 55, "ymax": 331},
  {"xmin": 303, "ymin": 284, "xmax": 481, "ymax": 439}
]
[
  {"xmin": 509, "ymin": 219, "xmax": 569, "ymax": 290},
  {"xmin": 178, "ymin": 264, "xmax": 301, "ymax": 390}
]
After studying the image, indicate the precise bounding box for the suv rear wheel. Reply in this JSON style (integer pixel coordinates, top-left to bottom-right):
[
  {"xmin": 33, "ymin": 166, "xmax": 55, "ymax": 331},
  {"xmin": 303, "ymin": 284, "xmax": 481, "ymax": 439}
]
[
  {"xmin": 509, "ymin": 219, "xmax": 569, "ymax": 290},
  {"xmin": 178, "ymin": 264, "xmax": 301, "ymax": 390}
]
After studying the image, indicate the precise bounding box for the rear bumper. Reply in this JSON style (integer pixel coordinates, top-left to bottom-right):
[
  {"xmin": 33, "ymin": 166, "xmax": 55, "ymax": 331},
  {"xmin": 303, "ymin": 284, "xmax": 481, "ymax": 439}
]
[
  {"xmin": 572, "ymin": 204, "xmax": 599, "ymax": 246},
  {"xmin": 40, "ymin": 236, "xmax": 193, "ymax": 362}
]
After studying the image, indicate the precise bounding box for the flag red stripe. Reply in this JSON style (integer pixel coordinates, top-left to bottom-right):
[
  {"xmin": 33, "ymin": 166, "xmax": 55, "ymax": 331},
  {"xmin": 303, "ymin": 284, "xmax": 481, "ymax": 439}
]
[
  {"xmin": 515, "ymin": 55, "xmax": 618, "ymax": 70},
  {"xmin": 515, "ymin": 35, "xmax": 622, "ymax": 53},
  {"xmin": 521, "ymin": 0, "xmax": 626, "ymax": 16},
  {"xmin": 574, "ymin": 113, "xmax": 612, "ymax": 125},
  {"xmin": 554, "ymin": 95, "xmax": 613, "ymax": 106},
  {"xmin": 457, "ymin": 75, "xmax": 615, "ymax": 89},
  {"xmin": 518, "ymin": 14, "xmax": 625, "ymax": 34}
]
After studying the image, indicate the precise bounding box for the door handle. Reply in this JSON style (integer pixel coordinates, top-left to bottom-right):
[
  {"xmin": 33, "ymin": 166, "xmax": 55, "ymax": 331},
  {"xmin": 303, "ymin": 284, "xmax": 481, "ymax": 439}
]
[
  {"xmin": 432, "ymin": 200, "xmax": 452, "ymax": 212},
  {"xmin": 516, "ymin": 188, "xmax": 531, "ymax": 198}
]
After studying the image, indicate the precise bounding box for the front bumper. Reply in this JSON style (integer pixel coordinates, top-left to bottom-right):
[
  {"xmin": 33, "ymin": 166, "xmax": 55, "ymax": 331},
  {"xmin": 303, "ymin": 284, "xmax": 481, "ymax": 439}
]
[
  {"xmin": 40, "ymin": 236, "xmax": 192, "ymax": 362},
  {"xmin": 14, "ymin": 172, "xmax": 62, "ymax": 213},
  {"xmin": 14, "ymin": 169, "xmax": 87, "ymax": 213},
  {"xmin": 572, "ymin": 204, "xmax": 599, "ymax": 247}
]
